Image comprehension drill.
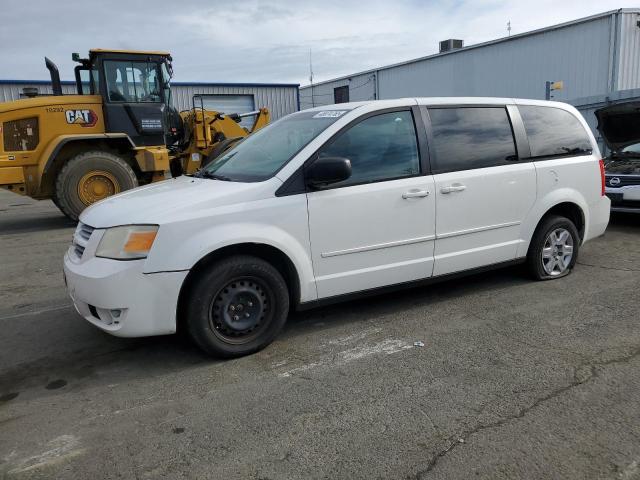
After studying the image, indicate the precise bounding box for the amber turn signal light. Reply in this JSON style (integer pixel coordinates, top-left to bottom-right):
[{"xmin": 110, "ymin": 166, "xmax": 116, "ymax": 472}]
[{"xmin": 124, "ymin": 231, "xmax": 157, "ymax": 252}]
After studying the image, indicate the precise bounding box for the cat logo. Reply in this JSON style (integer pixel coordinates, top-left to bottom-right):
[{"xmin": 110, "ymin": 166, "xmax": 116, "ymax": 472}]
[{"xmin": 65, "ymin": 109, "xmax": 98, "ymax": 128}]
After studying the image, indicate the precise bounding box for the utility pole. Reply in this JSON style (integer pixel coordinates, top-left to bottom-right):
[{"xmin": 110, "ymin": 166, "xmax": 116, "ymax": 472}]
[{"xmin": 309, "ymin": 48, "xmax": 315, "ymax": 108}]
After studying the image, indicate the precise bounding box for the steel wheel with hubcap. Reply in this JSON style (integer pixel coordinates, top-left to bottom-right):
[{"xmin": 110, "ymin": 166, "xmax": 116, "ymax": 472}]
[
  {"xmin": 528, "ymin": 215, "xmax": 580, "ymax": 280},
  {"xmin": 209, "ymin": 277, "xmax": 273, "ymax": 344},
  {"xmin": 186, "ymin": 255, "xmax": 290, "ymax": 358}
]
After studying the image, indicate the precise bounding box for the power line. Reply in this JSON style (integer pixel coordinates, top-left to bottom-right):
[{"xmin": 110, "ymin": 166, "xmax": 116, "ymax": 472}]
[{"xmin": 348, "ymin": 77, "xmax": 374, "ymax": 90}]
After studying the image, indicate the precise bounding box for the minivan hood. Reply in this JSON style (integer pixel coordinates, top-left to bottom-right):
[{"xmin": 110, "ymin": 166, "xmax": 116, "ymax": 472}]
[
  {"xmin": 80, "ymin": 175, "xmax": 279, "ymax": 228},
  {"xmin": 595, "ymin": 101, "xmax": 640, "ymax": 152}
]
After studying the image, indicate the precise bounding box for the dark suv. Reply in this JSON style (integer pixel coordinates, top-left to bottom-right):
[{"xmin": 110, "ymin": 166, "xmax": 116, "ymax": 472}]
[{"xmin": 596, "ymin": 101, "xmax": 640, "ymax": 213}]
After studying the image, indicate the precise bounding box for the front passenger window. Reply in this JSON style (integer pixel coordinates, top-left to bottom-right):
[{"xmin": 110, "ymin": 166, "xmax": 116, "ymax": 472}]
[{"xmin": 319, "ymin": 111, "xmax": 420, "ymax": 187}]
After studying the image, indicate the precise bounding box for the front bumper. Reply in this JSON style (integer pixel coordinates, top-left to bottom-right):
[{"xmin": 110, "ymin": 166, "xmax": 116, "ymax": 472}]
[
  {"xmin": 63, "ymin": 249, "xmax": 188, "ymax": 338},
  {"xmin": 606, "ymin": 185, "xmax": 640, "ymax": 213}
]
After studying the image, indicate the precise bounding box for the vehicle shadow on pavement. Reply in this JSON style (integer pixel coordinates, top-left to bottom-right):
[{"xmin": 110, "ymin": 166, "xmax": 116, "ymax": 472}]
[
  {"xmin": 0, "ymin": 213, "xmax": 76, "ymax": 236},
  {"xmin": 609, "ymin": 211, "xmax": 640, "ymax": 229},
  {"xmin": 0, "ymin": 329, "xmax": 212, "ymax": 404},
  {"xmin": 287, "ymin": 264, "xmax": 529, "ymax": 330},
  {"xmin": 0, "ymin": 266, "xmax": 527, "ymax": 405}
]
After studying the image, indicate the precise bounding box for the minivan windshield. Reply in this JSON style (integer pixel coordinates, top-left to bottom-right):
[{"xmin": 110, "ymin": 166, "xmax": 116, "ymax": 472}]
[{"xmin": 198, "ymin": 109, "xmax": 351, "ymax": 182}]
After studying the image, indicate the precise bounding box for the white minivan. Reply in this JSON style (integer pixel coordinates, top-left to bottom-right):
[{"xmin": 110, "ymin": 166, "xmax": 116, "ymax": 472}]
[{"xmin": 63, "ymin": 98, "xmax": 611, "ymax": 357}]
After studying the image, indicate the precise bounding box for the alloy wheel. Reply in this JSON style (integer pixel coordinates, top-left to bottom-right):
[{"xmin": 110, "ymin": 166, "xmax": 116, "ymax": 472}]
[{"xmin": 541, "ymin": 228, "xmax": 574, "ymax": 276}]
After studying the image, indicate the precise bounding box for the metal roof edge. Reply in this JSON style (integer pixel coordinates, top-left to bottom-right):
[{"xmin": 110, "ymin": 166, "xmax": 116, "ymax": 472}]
[
  {"xmin": 0, "ymin": 79, "xmax": 76, "ymax": 85},
  {"xmin": 171, "ymin": 81, "xmax": 300, "ymax": 88},
  {"xmin": 300, "ymin": 8, "xmax": 640, "ymax": 91},
  {"xmin": 570, "ymin": 87, "xmax": 640, "ymax": 108}
]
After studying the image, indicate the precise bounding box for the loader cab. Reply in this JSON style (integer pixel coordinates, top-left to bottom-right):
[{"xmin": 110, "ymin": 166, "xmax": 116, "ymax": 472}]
[{"xmin": 73, "ymin": 49, "xmax": 174, "ymax": 146}]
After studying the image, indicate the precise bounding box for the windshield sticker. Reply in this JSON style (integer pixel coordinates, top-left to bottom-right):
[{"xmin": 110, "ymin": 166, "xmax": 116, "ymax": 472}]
[{"xmin": 313, "ymin": 110, "xmax": 347, "ymax": 118}]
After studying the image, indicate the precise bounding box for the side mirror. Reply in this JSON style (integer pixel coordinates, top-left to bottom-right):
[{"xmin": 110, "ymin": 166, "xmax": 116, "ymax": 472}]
[{"xmin": 307, "ymin": 156, "xmax": 352, "ymax": 188}]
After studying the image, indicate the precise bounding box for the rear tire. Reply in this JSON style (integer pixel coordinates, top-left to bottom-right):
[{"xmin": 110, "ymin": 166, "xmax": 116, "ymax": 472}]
[
  {"xmin": 55, "ymin": 150, "xmax": 138, "ymax": 221},
  {"xmin": 527, "ymin": 215, "xmax": 580, "ymax": 280},
  {"xmin": 185, "ymin": 255, "xmax": 289, "ymax": 358}
]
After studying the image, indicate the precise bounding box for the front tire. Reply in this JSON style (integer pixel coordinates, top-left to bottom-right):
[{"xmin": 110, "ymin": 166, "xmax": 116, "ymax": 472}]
[
  {"xmin": 185, "ymin": 255, "xmax": 290, "ymax": 358},
  {"xmin": 55, "ymin": 150, "xmax": 138, "ymax": 221},
  {"xmin": 527, "ymin": 215, "xmax": 580, "ymax": 280}
]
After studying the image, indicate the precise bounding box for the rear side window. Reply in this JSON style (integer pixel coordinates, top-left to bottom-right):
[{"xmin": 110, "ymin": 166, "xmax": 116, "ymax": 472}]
[
  {"xmin": 428, "ymin": 107, "xmax": 517, "ymax": 174},
  {"xmin": 319, "ymin": 110, "xmax": 420, "ymax": 187},
  {"xmin": 518, "ymin": 106, "xmax": 592, "ymax": 158}
]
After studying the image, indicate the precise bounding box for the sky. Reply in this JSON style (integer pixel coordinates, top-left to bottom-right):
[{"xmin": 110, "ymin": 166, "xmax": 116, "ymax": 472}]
[{"xmin": 0, "ymin": 0, "xmax": 636, "ymax": 86}]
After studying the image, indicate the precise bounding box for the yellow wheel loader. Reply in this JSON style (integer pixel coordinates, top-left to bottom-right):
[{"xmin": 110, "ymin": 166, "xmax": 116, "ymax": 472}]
[{"xmin": 0, "ymin": 49, "xmax": 270, "ymax": 220}]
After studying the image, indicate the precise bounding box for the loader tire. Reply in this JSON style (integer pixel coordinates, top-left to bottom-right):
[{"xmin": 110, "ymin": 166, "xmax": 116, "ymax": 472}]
[
  {"xmin": 55, "ymin": 150, "xmax": 138, "ymax": 221},
  {"xmin": 201, "ymin": 137, "xmax": 243, "ymax": 168}
]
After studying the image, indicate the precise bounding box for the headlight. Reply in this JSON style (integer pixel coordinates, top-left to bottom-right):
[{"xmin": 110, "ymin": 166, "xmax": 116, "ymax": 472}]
[{"xmin": 95, "ymin": 225, "xmax": 159, "ymax": 260}]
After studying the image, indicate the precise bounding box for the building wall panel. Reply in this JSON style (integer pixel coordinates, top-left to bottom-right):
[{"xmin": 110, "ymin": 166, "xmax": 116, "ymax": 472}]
[
  {"xmin": 300, "ymin": 11, "xmax": 640, "ymax": 107},
  {"xmin": 162, "ymin": 84, "xmax": 298, "ymax": 120},
  {"xmin": 299, "ymin": 74, "xmax": 374, "ymax": 109},
  {"xmin": 377, "ymin": 16, "xmax": 612, "ymax": 102},
  {"xmin": 0, "ymin": 82, "xmax": 77, "ymax": 103},
  {"xmin": 617, "ymin": 11, "xmax": 640, "ymax": 91},
  {"xmin": 0, "ymin": 82, "xmax": 299, "ymax": 121}
]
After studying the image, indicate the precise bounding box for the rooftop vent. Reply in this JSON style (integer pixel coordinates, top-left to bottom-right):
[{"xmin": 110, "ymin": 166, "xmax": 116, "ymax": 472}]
[{"xmin": 439, "ymin": 39, "xmax": 464, "ymax": 53}]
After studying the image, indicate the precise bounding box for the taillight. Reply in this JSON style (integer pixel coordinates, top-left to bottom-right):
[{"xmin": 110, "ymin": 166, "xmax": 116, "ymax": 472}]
[{"xmin": 599, "ymin": 159, "xmax": 606, "ymax": 196}]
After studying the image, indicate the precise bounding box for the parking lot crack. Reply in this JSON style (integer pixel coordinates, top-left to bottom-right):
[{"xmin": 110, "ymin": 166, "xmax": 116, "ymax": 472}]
[{"xmin": 413, "ymin": 346, "xmax": 640, "ymax": 478}]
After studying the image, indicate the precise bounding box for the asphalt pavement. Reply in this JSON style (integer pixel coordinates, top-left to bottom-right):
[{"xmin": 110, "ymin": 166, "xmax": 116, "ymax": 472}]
[{"xmin": 0, "ymin": 188, "xmax": 639, "ymax": 480}]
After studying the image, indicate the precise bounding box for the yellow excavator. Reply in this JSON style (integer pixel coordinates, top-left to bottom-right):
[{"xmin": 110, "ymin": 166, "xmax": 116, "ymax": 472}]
[{"xmin": 0, "ymin": 49, "xmax": 270, "ymax": 220}]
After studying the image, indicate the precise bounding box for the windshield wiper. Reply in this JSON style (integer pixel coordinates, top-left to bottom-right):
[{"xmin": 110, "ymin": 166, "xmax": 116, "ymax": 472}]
[{"xmin": 194, "ymin": 170, "xmax": 232, "ymax": 181}]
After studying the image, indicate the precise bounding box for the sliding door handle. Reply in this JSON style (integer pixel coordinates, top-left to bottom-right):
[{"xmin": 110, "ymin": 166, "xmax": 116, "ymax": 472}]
[{"xmin": 440, "ymin": 184, "xmax": 467, "ymax": 194}]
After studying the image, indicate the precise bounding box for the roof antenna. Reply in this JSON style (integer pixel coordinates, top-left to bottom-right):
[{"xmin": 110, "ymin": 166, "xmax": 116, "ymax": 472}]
[{"xmin": 507, "ymin": 21, "xmax": 512, "ymax": 36}]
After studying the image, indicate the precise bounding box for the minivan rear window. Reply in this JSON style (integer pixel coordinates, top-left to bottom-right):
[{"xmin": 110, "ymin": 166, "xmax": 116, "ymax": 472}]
[
  {"xmin": 518, "ymin": 106, "xmax": 592, "ymax": 158},
  {"xmin": 428, "ymin": 107, "xmax": 517, "ymax": 174}
]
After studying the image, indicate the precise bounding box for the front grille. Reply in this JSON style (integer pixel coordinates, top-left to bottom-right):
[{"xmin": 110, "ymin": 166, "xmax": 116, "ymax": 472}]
[
  {"xmin": 78, "ymin": 223, "xmax": 94, "ymax": 241},
  {"xmin": 72, "ymin": 222, "xmax": 95, "ymax": 259},
  {"xmin": 605, "ymin": 175, "xmax": 640, "ymax": 188}
]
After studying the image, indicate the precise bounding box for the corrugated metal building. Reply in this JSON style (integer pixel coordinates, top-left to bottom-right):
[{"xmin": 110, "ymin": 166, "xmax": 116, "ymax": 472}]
[
  {"xmin": 0, "ymin": 80, "xmax": 300, "ymax": 121},
  {"xmin": 299, "ymin": 8, "xmax": 640, "ymax": 150}
]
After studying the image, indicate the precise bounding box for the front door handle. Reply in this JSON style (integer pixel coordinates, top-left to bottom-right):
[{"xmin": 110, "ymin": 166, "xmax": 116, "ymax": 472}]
[
  {"xmin": 440, "ymin": 184, "xmax": 467, "ymax": 194},
  {"xmin": 402, "ymin": 189, "xmax": 430, "ymax": 199}
]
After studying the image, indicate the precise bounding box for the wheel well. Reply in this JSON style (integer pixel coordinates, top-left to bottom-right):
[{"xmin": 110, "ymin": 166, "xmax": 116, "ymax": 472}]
[
  {"xmin": 41, "ymin": 138, "xmax": 137, "ymax": 197},
  {"xmin": 175, "ymin": 243, "xmax": 301, "ymax": 333},
  {"xmin": 539, "ymin": 202, "xmax": 585, "ymax": 241}
]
